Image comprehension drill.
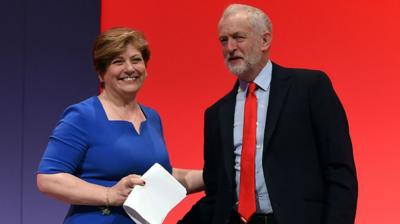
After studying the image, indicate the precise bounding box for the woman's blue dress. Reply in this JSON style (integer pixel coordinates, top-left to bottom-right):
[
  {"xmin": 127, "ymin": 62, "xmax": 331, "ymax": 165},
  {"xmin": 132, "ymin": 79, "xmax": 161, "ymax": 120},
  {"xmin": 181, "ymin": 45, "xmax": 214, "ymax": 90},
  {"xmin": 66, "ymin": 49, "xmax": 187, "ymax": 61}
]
[{"xmin": 38, "ymin": 96, "xmax": 172, "ymax": 223}]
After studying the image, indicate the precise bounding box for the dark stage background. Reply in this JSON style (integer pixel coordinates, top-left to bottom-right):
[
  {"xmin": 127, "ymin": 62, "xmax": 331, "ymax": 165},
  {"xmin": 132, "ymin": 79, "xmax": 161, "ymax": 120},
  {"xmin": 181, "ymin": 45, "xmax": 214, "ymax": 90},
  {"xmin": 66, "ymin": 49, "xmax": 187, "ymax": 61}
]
[{"xmin": 0, "ymin": 0, "xmax": 99, "ymax": 223}]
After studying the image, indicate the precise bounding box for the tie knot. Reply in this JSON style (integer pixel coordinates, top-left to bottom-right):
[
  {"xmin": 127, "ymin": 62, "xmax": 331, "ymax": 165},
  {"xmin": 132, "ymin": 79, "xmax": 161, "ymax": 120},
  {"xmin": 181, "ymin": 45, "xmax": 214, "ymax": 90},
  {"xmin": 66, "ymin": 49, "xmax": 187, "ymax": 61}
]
[{"xmin": 247, "ymin": 82, "xmax": 257, "ymax": 94}]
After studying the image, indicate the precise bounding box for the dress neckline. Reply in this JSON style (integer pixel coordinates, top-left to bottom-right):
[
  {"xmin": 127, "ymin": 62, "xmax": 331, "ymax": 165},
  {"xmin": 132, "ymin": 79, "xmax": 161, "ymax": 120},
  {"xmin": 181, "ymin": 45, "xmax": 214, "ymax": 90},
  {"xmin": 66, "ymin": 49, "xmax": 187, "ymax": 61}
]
[{"xmin": 94, "ymin": 96, "xmax": 147, "ymax": 135}]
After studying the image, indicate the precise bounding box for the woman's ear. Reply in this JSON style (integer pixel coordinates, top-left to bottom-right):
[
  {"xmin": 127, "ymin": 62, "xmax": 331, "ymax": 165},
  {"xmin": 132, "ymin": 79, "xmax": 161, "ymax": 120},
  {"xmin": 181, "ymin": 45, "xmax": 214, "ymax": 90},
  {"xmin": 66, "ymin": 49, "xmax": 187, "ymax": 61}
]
[
  {"xmin": 98, "ymin": 73, "xmax": 105, "ymax": 89},
  {"xmin": 98, "ymin": 73, "xmax": 104, "ymax": 82}
]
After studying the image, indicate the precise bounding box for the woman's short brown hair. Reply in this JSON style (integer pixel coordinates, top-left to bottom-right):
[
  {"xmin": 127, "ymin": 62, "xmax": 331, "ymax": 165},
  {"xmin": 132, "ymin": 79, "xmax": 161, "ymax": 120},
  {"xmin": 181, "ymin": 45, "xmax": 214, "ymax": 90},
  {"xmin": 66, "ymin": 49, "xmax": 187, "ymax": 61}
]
[{"xmin": 92, "ymin": 27, "xmax": 150, "ymax": 74}]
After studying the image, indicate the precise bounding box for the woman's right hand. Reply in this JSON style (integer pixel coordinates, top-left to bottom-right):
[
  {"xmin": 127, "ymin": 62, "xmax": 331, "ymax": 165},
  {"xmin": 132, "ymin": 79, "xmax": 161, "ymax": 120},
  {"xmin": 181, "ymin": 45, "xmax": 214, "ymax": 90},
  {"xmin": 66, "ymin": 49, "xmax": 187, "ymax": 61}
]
[{"xmin": 107, "ymin": 174, "xmax": 145, "ymax": 206}]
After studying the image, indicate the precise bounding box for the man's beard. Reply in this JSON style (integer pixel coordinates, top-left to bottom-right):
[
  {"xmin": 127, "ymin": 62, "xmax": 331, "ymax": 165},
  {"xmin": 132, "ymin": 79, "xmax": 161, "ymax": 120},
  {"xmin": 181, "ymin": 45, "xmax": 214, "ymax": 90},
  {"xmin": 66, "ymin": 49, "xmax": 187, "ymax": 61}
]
[{"xmin": 225, "ymin": 47, "xmax": 262, "ymax": 77}]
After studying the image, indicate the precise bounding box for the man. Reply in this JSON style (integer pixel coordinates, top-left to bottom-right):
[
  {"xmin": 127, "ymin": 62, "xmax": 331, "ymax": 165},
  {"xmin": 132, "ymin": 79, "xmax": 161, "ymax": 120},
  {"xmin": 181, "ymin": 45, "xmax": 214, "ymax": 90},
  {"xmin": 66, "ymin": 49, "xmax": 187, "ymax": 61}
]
[{"xmin": 180, "ymin": 3, "xmax": 357, "ymax": 224}]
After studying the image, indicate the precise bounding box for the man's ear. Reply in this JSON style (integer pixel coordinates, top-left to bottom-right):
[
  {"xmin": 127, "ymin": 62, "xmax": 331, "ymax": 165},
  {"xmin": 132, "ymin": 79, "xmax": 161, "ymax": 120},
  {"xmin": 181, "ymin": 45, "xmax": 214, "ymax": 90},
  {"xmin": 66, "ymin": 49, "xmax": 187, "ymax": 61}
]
[{"xmin": 261, "ymin": 31, "xmax": 272, "ymax": 51}]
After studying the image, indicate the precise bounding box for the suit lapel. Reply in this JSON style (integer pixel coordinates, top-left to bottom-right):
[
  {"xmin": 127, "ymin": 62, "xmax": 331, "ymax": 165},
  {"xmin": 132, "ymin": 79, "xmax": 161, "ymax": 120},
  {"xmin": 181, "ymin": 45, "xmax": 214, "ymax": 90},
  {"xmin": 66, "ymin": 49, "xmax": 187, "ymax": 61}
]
[
  {"xmin": 216, "ymin": 63, "xmax": 292, "ymax": 185},
  {"xmin": 264, "ymin": 63, "xmax": 292, "ymax": 154},
  {"xmin": 218, "ymin": 82, "xmax": 238, "ymax": 186}
]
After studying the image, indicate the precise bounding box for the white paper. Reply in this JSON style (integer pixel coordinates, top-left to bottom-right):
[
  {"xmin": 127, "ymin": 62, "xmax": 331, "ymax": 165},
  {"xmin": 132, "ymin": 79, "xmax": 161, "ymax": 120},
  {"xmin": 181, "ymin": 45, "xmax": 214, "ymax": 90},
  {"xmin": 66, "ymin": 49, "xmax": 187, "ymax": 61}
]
[{"xmin": 123, "ymin": 163, "xmax": 187, "ymax": 224}]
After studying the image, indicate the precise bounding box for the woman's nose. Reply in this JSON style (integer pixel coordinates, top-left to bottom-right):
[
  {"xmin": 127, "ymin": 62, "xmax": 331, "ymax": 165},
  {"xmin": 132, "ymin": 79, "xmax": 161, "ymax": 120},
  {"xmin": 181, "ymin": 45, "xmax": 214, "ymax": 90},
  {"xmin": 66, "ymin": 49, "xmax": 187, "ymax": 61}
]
[{"xmin": 124, "ymin": 61, "xmax": 135, "ymax": 72}]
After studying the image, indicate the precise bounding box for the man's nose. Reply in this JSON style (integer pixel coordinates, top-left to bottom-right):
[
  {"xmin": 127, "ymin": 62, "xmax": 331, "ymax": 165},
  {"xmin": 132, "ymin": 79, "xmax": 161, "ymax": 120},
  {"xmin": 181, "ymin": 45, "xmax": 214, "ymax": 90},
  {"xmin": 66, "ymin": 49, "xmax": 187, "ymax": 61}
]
[{"xmin": 227, "ymin": 39, "xmax": 237, "ymax": 52}]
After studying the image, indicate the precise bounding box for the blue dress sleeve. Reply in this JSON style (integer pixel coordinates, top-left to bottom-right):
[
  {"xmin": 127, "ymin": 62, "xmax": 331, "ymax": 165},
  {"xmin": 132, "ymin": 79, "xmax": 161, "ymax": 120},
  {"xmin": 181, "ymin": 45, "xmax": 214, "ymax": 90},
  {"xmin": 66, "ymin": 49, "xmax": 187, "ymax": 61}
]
[{"xmin": 38, "ymin": 103, "xmax": 91, "ymax": 174}]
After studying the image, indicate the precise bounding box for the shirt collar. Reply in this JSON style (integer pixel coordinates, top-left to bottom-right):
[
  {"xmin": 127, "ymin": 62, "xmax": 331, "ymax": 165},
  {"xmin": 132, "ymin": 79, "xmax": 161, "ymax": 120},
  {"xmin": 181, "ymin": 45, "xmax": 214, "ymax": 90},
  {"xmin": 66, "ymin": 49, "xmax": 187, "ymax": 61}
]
[{"xmin": 238, "ymin": 60, "xmax": 272, "ymax": 92}]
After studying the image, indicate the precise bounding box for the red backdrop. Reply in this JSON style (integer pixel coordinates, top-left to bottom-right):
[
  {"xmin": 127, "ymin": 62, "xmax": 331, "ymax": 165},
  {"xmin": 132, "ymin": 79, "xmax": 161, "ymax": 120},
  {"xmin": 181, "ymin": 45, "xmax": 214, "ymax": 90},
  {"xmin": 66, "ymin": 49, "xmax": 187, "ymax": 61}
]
[{"xmin": 101, "ymin": 0, "xmax": 400, "ymax": 223}]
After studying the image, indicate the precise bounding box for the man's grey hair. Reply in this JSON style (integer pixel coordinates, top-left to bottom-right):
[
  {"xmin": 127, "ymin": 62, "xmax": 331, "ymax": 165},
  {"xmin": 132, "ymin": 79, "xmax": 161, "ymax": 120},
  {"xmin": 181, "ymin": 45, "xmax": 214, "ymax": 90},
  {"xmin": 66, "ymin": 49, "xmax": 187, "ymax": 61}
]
[{"xmin": 220, "ymin": 4, "xmax": 272, "ymax": 34}]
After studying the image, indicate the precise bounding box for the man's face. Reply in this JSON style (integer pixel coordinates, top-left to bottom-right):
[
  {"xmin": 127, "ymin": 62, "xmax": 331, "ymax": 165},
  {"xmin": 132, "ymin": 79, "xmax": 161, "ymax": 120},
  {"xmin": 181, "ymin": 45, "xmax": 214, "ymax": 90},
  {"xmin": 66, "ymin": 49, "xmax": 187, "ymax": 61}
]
[{"xmin": 218, "ymin": 13, "xmax": 267, "ymax": 81}]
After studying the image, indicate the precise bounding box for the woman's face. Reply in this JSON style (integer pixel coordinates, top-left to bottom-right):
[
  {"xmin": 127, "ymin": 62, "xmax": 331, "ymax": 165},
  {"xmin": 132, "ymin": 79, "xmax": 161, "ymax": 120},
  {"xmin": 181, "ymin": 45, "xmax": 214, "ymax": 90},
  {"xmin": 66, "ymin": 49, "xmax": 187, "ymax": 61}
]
[{"xmin": 100, "ymin": 44, "xmax": 147, "ymax": 97}]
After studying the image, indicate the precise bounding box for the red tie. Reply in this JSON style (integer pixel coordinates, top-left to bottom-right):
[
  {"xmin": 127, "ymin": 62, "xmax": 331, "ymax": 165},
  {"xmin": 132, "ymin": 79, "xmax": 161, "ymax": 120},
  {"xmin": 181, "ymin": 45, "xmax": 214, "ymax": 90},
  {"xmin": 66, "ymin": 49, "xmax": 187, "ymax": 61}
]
[{"xmin": 238, "ymin": 82, "xmax": 257, "ymax": 223}]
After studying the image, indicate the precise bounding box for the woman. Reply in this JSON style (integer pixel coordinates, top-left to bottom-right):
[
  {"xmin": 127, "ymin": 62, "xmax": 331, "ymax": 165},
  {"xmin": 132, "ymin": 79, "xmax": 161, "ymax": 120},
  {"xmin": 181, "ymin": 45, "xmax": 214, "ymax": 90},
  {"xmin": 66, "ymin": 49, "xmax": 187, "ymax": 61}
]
[{"xmin": 37, "ymin": 27, "xmax": 203, "ymax": 223}]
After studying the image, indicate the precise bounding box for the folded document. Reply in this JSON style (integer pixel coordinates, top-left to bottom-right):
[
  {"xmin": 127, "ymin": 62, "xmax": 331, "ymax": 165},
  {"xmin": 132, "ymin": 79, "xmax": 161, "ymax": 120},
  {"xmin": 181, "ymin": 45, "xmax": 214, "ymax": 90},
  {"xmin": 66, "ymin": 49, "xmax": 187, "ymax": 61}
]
[{"xmin": 123, "ymin": 163, "xmax": 187, "ymax": 224}]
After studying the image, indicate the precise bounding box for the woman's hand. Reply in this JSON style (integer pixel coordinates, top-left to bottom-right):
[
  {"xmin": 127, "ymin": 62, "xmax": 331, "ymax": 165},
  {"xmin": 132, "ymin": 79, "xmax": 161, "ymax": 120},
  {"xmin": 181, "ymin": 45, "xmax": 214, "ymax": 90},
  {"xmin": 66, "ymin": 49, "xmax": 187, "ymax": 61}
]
[{"xmin": 107, "ymin": 174, "xmax": 145, "ymax": 206}]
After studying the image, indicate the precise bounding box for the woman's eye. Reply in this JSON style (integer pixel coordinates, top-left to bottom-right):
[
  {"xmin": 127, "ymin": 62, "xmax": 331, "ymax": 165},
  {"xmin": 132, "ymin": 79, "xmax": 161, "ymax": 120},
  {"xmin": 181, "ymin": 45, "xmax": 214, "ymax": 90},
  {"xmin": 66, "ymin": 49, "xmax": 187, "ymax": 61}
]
[
  {"xmin": 111, "ymin": 59, "xmax": 123, "ymax": 65},
  {"xmin": 131, "ymin": 58, "xmax": 143, "ymax": 63}
]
